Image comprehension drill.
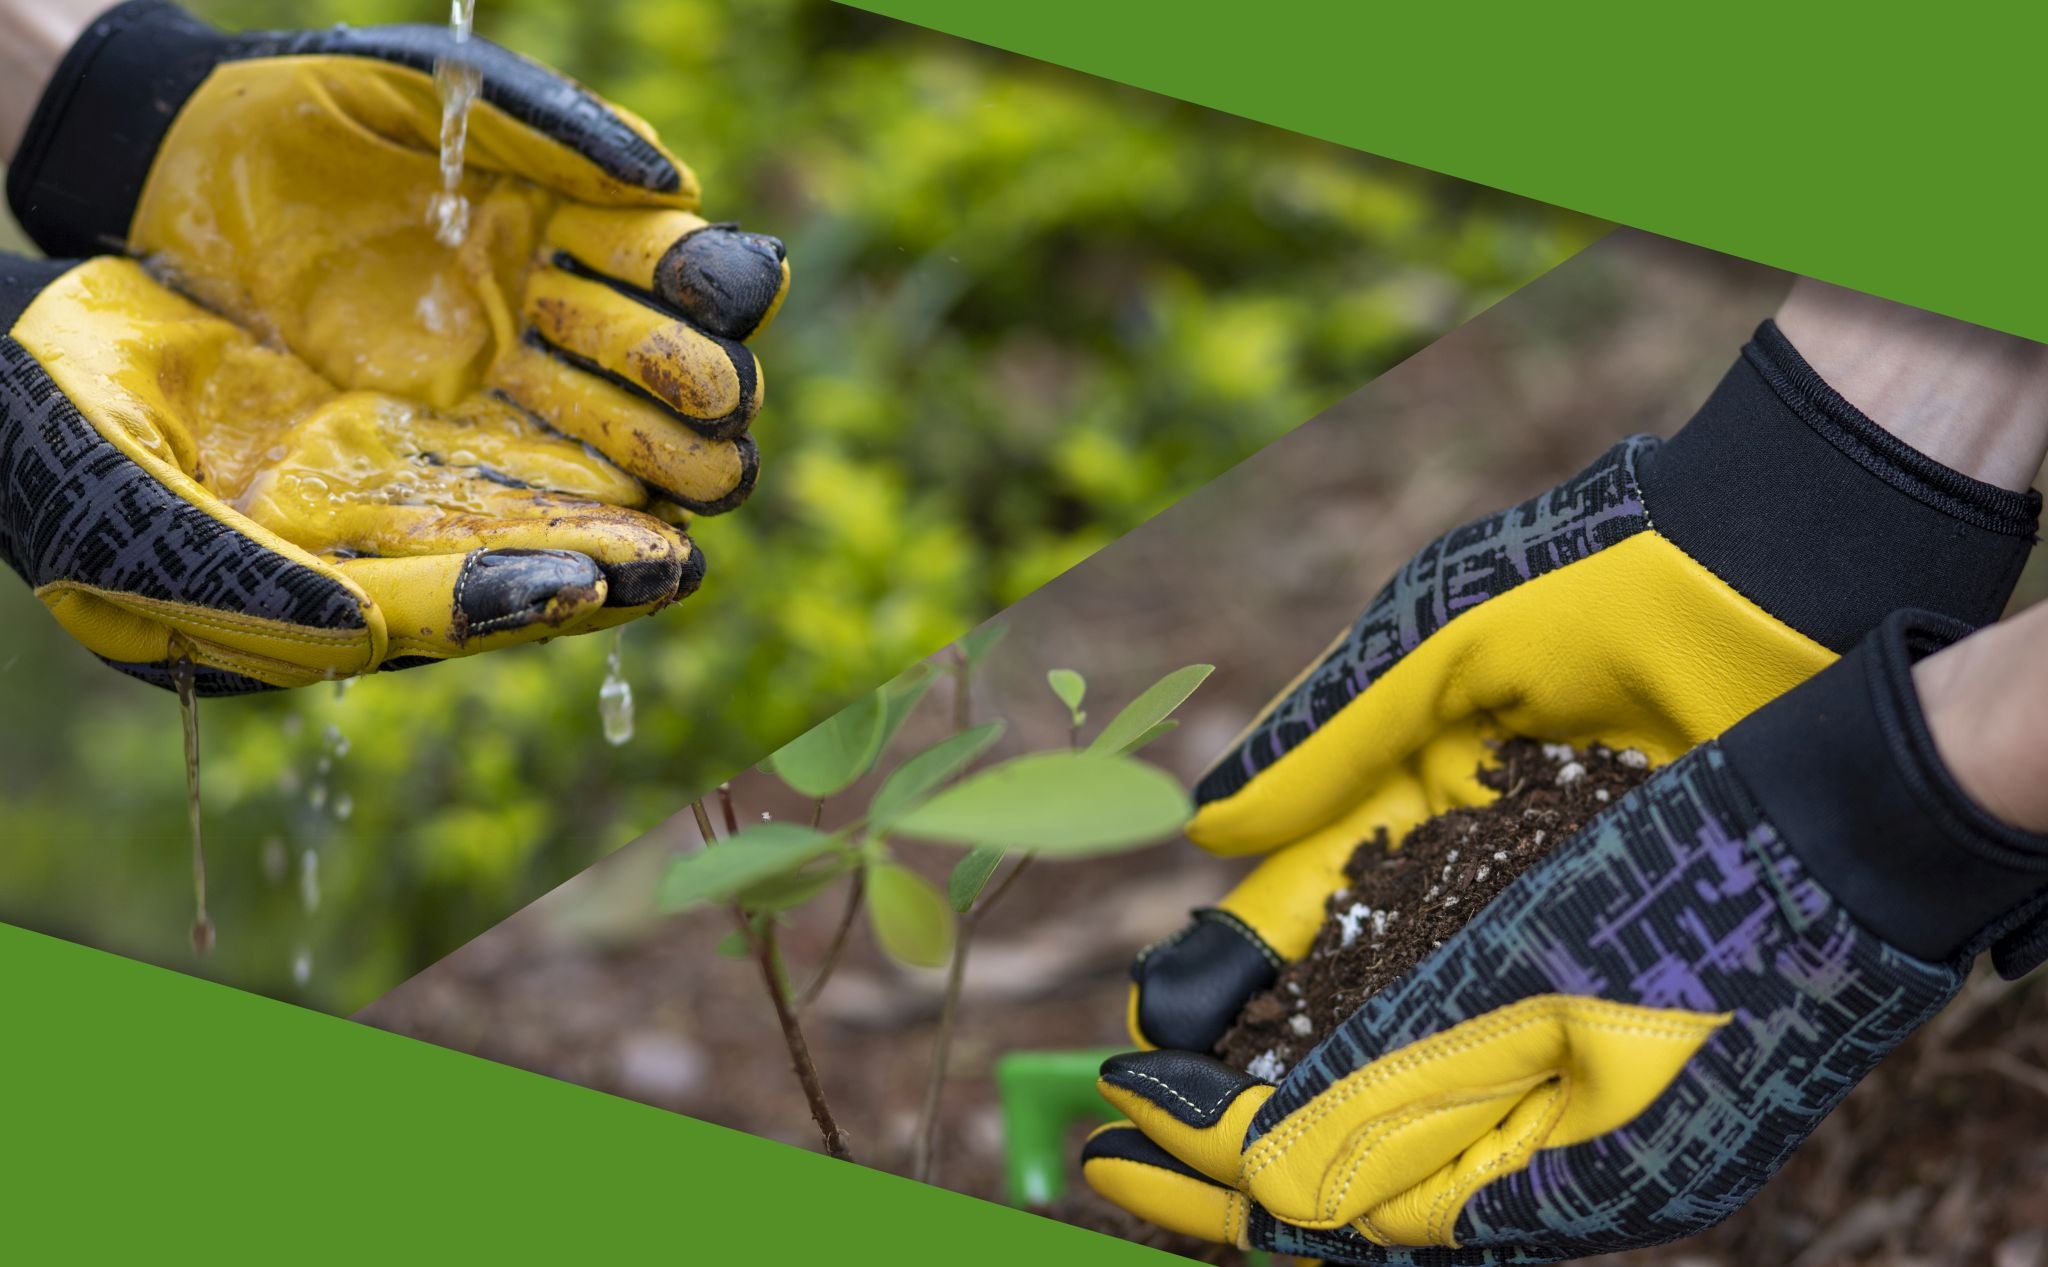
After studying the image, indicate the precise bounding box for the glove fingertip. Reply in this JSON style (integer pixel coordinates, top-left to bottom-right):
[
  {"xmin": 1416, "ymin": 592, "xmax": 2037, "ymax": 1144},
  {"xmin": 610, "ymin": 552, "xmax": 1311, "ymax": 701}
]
[{"xmin": 1129, "ymin": 911, "xmax": 1282, "ymax": 1053}]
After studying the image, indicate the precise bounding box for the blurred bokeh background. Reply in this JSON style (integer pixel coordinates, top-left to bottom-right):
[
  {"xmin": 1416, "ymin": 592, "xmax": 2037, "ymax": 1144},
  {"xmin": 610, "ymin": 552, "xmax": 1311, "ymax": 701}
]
[
  {"xmin": 0, "ymin": 0, "xmax": 1598, "ymax": 1010},
  {"xmin": 366, "ymin": 231, "xmax": 2048, "ymax": 1264}
]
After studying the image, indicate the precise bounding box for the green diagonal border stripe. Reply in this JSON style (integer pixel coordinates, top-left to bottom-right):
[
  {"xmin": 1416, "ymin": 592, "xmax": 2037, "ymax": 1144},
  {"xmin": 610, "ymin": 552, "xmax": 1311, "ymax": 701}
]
[
  {"xmin": 0, "ymin": 922, "xmax": 1169, "ymax": 1263},
  {"xmin": 9, "ymin": 3, "xmax": 2044, "ymax": 1258},
  {"xmin": 842, "ymin": 0, "xmax": 2048, "ymax": 343}
]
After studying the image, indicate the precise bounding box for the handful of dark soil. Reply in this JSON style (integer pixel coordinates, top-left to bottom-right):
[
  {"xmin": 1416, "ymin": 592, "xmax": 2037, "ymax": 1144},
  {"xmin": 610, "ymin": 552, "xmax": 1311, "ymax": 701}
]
[{"xmin": 1216, "ymin": 740, "xmax": 1651, "ymax": 1075}]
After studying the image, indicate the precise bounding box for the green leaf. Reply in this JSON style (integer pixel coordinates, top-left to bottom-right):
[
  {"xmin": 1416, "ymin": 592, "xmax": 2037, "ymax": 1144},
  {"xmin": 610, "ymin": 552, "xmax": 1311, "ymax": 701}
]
[
  {"xmin": 869, "ymin": 721, "xmax": 1006, "ymax": 827},
  {"xmin": 877, "ymin": 662, "xmax": 939, "ymax": 756},
  {"xmin": 1116, "ymin": 719, "xmax": 1179, "ymax": 755},
  {"xmin": 946, "ymin": 848, "xmax": 1006, "ymax": 912},
  {"xmin": 714, "ymin": 929, "xmax": 752, "ymax": 958},
  {"xmin": 771, "ymin": 689, "xmax": 889, "ymax": 799},
  {"xmin": 865, "ymin": 861, "xmax": 956, "ymax": 968},
  {"xmin": 1088, "ymin": 665, "xmax": 1214, "ymax": 755},
  {"xmin": 892, "ymin": 752, "xmax": 1191, "ymax": 857},
  {"xmin": 737, "ymin": 855, "xmax": 855, "ymax": 913},
  {"xmin": 1047, "ymin": 669, "xmax": 1087, "ymax": 725},
  {"xmin": 657, "ymin": 824, "xmax": 840, "ymax": 911},
  {"xmin": 957, "ymin": 623, "xmax": 1008, "ymax": 667}
]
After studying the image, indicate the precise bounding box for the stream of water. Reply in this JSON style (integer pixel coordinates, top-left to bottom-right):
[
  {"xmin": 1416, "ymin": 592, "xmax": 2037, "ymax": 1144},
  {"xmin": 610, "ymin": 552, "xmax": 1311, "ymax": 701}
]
[
  {"xmin": 173, "ymin": 658, "xmax": 213, "ymax": 955},
  {"xmin": 427, "ymin": 0, "xmax": 480, "ymax": 247}
]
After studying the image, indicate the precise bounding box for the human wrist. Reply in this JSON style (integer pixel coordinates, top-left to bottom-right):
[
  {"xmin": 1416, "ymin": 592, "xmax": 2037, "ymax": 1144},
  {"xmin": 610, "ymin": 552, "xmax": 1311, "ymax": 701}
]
[
  {"xmin": 1721, "ymin": 609, "xmax": 2048, "ymax": 971},
  {"xmin": 7, "ymin": 1, "xmax": 232, "ymax": 257},
  {"xmin": 1914, "ymin": 602, "xmax": 2048, "ymax": 835},
  {"xmin": 0, "ymin": 0, "xmax": 108, "ymax": 163},
  {"xmin": 1775, "ymin": 278, "xmax": 2048, "ymax": 492},
  {"xmin": 1633, "ymin": 321, "xmax": 2040, "ymax": 654}
]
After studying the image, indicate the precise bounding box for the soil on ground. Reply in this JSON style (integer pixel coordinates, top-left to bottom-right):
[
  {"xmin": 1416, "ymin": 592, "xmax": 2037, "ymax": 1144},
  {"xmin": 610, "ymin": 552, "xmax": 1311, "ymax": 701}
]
[{"xmin": 1217, "ymin": 740, "xmax": 1649, "ymax": 1073}]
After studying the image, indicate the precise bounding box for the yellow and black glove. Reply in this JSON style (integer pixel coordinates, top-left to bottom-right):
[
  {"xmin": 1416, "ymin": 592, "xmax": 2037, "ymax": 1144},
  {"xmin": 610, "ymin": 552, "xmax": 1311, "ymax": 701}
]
[
  {"xmin": 1, "ymin": 0, "xmax": 787, "ymax": 693},
  {"xmin": 1085, "ymin": 610, "xmax": 2048, "ymax": 1260},
  {"xmin": 1125, "ymin": 321, "xmax": 2040, "ymax": 1053}
]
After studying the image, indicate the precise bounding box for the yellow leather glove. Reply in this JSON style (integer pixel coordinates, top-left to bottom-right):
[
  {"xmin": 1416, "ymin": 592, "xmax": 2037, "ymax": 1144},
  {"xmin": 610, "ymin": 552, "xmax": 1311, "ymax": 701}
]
[
  {"xmin": 2, "ymin": 1, "xmax": 787, "ymax": 693},
  {"xmin": 1125, "ymin": 322, "xmax": 2041, "ymax": 1053},
  {"xmin": 1085, "ymin": 610, "xmax": 2048, "ymax": 1260}
]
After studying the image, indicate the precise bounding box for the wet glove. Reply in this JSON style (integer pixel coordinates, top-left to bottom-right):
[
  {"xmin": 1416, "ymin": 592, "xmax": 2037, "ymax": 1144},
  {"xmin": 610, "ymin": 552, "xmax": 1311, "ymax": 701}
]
[
  {"xmin": 1085, "ymin": 609, "xmax": 2048, "ymax": 1260},
  {"xmin": 1126, "ymin": 321, "xmax": 2040, "ymax": 1053},
  {"xmin": 1, "ymin": 0, "xmax": 787, "ymax": 693}
]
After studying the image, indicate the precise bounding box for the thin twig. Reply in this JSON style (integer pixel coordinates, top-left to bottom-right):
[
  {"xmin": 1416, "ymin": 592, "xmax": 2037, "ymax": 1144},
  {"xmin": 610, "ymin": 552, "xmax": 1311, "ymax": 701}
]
[
  {"xmin": 910, "ymin": 851, "xmax": 1035, "ymax": 1183},
  {"xmin": 811, "ymin": 798, "xmax": 825, "ymax": 830},
  {"xmin": 911, "ymin": 919, "xmax": 972, "ymax": 1183},
  {"xmin": 740, "ymin": 911, "xmax": 853, "ymax": 1160},
  {"xmin": 690, "ymin": 798, "xmax": 719, "ymax": 847},
  {"xmin": 718, "ymin": 783, "xmax": 740, "ymax": 837},
  {"xmin": 795, "ymin": 869, "xmax": 866, "ymax": 1010},
  {"xmin": 1973, "ymin": 1049, "xmax": 2048, "ymax": 1100},
  {"xmin": 951, "ymin": 646, "xmax": 971, "ymax": 733}
]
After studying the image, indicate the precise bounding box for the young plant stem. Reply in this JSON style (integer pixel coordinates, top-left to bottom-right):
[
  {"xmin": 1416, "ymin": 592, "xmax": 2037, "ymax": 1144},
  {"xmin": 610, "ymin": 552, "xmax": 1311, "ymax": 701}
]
[
  {"xmin": 700, "ymin": 789, "xmax": 852, "ymax": 1159},
  {"xmin": 690, "ymin": 798, "xmax": 718, "ymax": 847},
  {"xmin": 794, "ymin": 868, "xmax": 865, "ymax": 1010},
  {"xmin": 909, "ymin": 852, "xmax": 1036, "ymax": 1184},
  {"xmin": 741, "ymin": 909, "xmax": 853, "ymax": 1161}
]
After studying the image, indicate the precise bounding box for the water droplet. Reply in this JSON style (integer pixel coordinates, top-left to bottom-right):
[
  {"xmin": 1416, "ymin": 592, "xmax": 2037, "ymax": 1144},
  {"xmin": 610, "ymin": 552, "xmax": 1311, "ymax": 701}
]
[
  {"xmin": 309, "ymin": 781, "xmax": 328, "ymax": 812},
  {"xmin": 292, "ymin": 948, "xmax": 313, "ymax": 987},
  {"xmin": 599, "ymin": 677, "xmax": 634, "ymax": 746},
  {"xmin": 262, "ymin": 836, "xmax": 287, "ymax": 884},
  {"xmin": 299, "ymin": 849, "xmax": 321, "ymax": 913},
  {"xmin": 598, "ymin": 628, "xmax": 634, "ymax": 746},
  {"xmin": 334, "ymin": 793, "xmax": 354, "ymax": 822},
  {"xmin": 333, "ymin": 677, "xmax": 353, "ymax": 702}
]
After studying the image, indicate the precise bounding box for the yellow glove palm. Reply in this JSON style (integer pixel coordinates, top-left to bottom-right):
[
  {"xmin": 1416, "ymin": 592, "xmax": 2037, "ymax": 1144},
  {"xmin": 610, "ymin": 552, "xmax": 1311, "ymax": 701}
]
[
  {"xmin": 3, "ymin": 2, "xmax": 788, "ymax": 692},
  {"xmin": 1126, "ymin": 323, "xmax": 2044, "ymax": 1053}
]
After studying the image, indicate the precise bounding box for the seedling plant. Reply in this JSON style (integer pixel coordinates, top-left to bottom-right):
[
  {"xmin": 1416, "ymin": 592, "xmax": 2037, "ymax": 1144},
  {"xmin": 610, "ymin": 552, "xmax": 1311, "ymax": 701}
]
[{"xmin": 660, "ymin": 623, "xmax": 1211, "ymax": 1178}]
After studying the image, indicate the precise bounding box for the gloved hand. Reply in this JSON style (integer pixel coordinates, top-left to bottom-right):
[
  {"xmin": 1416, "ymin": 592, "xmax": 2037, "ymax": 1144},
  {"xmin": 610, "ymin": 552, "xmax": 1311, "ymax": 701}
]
[
  {"xmin": 1125, "ymin": 321, "xmax": 2041, "ymax": 1053},
  {"xmin": 0, "ymin": 0, "xmax": 786, "ymax": 693},
  {"xmin": 1084, "ymin": 610, "xmax": 2048, "ymax": 1260}
]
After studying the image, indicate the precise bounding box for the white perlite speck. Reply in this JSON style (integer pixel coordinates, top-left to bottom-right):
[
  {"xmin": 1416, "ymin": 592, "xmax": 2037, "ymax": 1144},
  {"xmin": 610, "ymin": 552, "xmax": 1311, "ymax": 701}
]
[
  {"xmin": 1336, "ymin": 902, "xmax": 1374, "ymax": 947},
  {"xmin": 1618, "ymin": 748, "xmax": 1649, "ymax": 769},
  {"xmin": 1596, "ymin": 788, "xmax": 1611, "ymax": 803},
  {"xmin": 1246, "ymin": 1050, "xmax": 1289, "ymax": 1081},
  {"xmin": 1288, "ymin": 1013, "xmax": 1315, "ymax": 1037},
  {"xmin": 1556, "ymin": 761, "xmax": 1587, "ymax": 786},
  {"xmin": 1542, "ymin": 742, "xmax": 1575, "ymax": 763}
]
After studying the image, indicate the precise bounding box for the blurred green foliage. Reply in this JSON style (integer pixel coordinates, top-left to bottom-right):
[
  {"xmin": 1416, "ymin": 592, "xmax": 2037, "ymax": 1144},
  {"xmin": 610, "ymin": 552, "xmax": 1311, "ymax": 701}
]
[{"xmin": 0, "ymin": 0, "xmax": 1599, "ymax": 1010}]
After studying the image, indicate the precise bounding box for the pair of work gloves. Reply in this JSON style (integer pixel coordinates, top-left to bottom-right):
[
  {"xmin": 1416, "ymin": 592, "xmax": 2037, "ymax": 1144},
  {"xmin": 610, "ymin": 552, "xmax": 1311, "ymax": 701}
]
[
  {"xmin": 1, "ymin": 0, "xmax": 785, "ymax": 693},
  {"xmin": 1084, "ymin": 320, "xmax": 2048, "ymax": 1261}
]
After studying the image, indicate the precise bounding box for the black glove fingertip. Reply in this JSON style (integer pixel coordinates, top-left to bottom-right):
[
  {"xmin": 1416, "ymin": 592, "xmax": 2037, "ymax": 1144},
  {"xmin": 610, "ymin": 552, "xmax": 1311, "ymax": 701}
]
[
  {"xmin": 455, "ymin": 547, "xmax": 602, "ymax": 638},
  {"xmin": 654, "ymin": 226, "xmax": 789, "ymax": 340},
  {"xmin": 1130, "ymin": 910, "xmax": 1283, "ymax": 1053}
]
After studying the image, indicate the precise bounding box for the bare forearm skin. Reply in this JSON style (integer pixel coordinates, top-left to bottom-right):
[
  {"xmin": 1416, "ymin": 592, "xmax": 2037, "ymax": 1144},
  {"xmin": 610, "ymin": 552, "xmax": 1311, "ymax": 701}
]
[
  {"xmin": 1, "ymin": 0, "xmax": 106, "ymax": 163},
  {"xmin": 1778, "ymin": 278, "xmax": 2048, "ymax": 493},
  {"xmin": 1917, "ymin": 599, "xmax": 2048, "ymax": 834}
]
